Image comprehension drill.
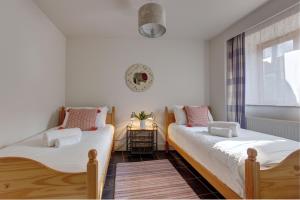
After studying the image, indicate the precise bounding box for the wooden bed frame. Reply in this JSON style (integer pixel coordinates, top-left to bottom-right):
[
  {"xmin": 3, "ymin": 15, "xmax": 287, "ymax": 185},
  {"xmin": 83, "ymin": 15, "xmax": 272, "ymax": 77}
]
[
  {"xmin": 164, "ymin": 107, "xmax": 300, "ymax": 199},
  {"xmin": 0, "ymin": 106, "xmax": 115, "ymax": 199}
]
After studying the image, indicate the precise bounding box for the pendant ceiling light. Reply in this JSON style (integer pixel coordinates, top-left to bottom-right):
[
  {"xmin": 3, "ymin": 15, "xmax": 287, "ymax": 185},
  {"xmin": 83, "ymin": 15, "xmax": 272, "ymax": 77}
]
[{"xmin": 138, "ymin": 3, "xmax": 166, "ymax": 38}]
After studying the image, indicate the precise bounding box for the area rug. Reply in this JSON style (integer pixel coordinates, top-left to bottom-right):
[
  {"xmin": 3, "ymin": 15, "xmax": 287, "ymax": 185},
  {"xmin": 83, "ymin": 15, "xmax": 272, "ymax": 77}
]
[{"xmin": 114, "ymin": 159, "xmax": 199, "ymax": 199}]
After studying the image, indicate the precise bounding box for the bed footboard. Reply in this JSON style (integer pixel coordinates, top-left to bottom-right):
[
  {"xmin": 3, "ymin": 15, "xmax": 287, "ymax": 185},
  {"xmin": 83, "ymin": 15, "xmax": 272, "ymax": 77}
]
[
  {"xmin": 0, "ymin": 149, "xmax": 99, "ymax": 199},
  {"xmin": 245, "ymin": 148, "xmax": 300, "ymax": 199}
]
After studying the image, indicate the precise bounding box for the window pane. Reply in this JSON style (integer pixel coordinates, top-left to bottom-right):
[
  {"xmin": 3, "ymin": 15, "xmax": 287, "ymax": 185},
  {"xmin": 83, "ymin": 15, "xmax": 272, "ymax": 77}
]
[
  {"xmin": 245, "ymin": 11, "xmax": 300, "ymax": 107},
  {"xmin": 284, "ymin": 50, "xmax": 300, "ymax": 105},
  {"xmin": 263, "ymin": 46, "xmax": 278, "ymax": 104},
  {"xmin": 263, "ymin": 47, "xmax": 272, "ymax": 63},
  {"xmin": 277, "ymin": 40, "xmax": 293, "ymax": 57}
]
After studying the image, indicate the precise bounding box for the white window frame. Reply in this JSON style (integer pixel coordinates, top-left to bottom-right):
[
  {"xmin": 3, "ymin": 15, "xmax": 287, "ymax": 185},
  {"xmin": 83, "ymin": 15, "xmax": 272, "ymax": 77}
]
[{"xmin": 246, "ymin": 29, "xmax": 300, "ymax": 107}]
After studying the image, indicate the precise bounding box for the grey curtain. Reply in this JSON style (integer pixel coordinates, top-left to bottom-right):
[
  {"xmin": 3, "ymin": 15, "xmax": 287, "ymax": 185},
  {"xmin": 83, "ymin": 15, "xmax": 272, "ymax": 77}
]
[{"xmin": 227, "ymin": 32, "xmax": 246, "ymax": 128}]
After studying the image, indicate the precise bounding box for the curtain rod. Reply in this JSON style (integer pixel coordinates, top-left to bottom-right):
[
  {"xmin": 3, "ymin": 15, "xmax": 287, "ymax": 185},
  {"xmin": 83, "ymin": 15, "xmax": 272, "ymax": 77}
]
[{"xmin": 244, "ymin": 2, "xmax": 299, "ymax": 33}]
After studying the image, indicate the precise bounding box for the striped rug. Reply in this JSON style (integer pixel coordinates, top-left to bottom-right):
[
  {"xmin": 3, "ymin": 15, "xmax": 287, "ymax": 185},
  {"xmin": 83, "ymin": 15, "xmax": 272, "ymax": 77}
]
[{"xmin": 114, "ymin": 159, "xmax": 199, "ymax": 199}]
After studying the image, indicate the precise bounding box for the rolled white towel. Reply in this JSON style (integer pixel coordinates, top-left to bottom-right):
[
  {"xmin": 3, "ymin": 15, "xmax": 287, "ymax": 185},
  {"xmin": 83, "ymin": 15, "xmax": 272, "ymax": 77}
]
[
  {"xmin": 43, "ymin": 128, "xmax": 82, "ymax": 147},
  {"xmin": 54, "ymin": 135, "xmax": 81, "ymax": 148},
  {"xmin": 208, "ymin": 121, "xmax": 240, "ymax": 137},
  {"xmin": 210, "ymin": 127, "xmax": 232, "ymax": 138}
]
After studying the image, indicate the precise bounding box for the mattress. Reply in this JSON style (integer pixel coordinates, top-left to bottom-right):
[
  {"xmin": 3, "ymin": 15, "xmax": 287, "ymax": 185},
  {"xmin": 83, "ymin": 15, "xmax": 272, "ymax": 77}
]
[
  {"xmin": 0, "ymin": 125, "xmax": 114, "ymax": 182},
  {"xmin": 168, "ymin": 123, "xmax": 300, "ymax": 197}
]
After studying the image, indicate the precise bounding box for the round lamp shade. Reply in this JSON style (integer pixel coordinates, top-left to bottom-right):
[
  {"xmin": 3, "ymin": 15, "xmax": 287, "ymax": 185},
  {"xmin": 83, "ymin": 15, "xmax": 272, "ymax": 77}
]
[{"xmin": 138, "ymin": 3, "xmax": 166, "ymax": 38}]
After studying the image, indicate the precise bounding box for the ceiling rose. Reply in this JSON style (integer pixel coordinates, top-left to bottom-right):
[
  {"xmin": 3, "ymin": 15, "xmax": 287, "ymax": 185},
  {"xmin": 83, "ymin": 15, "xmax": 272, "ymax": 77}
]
[{"xmin": 138, "ymin": 3, "xmax": 166, "ymax": 38}]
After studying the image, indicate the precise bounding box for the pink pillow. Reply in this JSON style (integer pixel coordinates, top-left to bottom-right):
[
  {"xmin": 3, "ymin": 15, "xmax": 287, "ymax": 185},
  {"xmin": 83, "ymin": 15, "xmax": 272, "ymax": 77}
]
[
  {"xmin": 65, "ymin": 109, "xmax": 98, "ymax": 131},
  {"xmin": 184, "ymin": 106, "xmax": 209, "ymax": 127}
]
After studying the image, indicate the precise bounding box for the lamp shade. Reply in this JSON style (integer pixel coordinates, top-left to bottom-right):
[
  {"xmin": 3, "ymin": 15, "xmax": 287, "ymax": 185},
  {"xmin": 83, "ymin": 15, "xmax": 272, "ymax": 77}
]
[{"xmin": 138, "ymin": 3, "xmax": 166, "ymax": 38}]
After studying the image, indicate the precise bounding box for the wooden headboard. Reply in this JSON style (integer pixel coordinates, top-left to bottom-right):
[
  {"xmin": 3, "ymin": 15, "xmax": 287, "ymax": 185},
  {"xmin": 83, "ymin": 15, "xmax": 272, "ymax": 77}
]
[
  {"xmin": 164, "ymin": 106, "xmax": 212, "ymax": 139},
  {"xmin": 58, "ymin": 106, "xmax": 116, "ymax": 127},
  {"xmin": 164, "ymin": 107, "xmax": 175, "ymax": 140}
]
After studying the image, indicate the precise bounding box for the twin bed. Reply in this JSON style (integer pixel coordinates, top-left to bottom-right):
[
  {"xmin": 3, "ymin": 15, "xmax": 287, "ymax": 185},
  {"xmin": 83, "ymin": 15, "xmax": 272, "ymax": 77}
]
[
  {"xmin": 1, "ymin": 106, "xmax": 299, "ymax": 199},
  {"xmin": 165, "ymin": 107, "xmax": 300, "ymax": 199},
  {"xmin": 0, "ymin": 106, "xmax": 115, "ymax": 199}
]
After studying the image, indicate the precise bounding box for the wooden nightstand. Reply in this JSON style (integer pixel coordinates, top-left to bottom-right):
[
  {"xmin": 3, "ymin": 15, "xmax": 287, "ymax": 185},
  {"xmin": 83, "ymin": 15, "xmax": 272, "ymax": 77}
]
[{"xmin": 126, "ymin": 123, "xmax": 158, "ymax": 155}]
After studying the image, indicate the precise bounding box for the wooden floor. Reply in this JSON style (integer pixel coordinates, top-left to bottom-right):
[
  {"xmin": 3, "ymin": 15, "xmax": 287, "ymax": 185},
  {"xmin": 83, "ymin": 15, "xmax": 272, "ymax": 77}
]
[{"xmin": 102, "ymin": 151, "xmax": 224, "ymax": 199}]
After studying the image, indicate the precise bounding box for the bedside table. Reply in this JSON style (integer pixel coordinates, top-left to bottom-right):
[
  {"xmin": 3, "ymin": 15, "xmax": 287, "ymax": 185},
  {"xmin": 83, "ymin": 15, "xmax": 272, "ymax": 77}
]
[{"xmin": 126, "ymin": 123, "xmax": 158, "ymax": 155}]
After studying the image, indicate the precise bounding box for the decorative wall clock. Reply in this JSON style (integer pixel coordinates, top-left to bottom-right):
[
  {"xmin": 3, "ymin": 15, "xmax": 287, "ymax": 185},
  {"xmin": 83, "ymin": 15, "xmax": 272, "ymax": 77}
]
[{"xmin": 125, "ymin": 64, "xmax": 154, "ymax": 92}]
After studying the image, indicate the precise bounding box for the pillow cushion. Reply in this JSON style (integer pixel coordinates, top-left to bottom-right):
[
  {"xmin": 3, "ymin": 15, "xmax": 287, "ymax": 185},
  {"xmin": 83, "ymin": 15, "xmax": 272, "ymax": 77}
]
[
  {"xmin": 173, "ymin": 105, "xmax": 187, "ymax": 125},
  {"xmin": 65, "ymin": 109, "xmax": 98, "ymax": 131},
  {"xmin": 173, "ymin": 105, "xmax": 213, "ymax": 125},
  {"xmin": 96, "ymin": 106, "xmax": 108, "ymax": 128},
  {"xmin": 184, "ymin": 106, "xmax": 209, "ymax": 127},
  {"xmin": 208, "ymin": 110, "xmax": 214, "ymax": 122},
  {"xmin": 62, "ymin": 106, "xmax": 108, "ymax": 128}
]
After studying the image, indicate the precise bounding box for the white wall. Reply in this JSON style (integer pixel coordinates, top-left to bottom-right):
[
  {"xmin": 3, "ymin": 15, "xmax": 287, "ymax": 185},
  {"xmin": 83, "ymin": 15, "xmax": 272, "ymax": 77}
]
[
  {"xmin": 0, "ymin": 0, "xmax": 66, "ymax": 148},
  {"xmin": 66, "ymin": 37, "xmax": 209, "ymax": 150},
  {"xmin": 209, "ymin": 0, "xmax": 300, "ymax": 122}
]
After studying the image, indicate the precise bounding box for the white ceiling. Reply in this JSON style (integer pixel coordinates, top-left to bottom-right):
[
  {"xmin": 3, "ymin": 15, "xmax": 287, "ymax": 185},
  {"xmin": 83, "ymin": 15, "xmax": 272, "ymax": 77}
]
[{"xmin": 34, "ymin": 0, "xmax": 269, "ymax": 40}]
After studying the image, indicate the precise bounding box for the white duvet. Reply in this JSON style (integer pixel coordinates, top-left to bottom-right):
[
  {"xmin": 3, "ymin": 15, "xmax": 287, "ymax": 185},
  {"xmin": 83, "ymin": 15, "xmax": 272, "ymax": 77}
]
[
  {"xmin": 168, "ymin": 123, "xmax": 300, "ymax": 197},
  {"xmin": 0, "ymin": 125, "xmax": 114, "ymax": 182}
]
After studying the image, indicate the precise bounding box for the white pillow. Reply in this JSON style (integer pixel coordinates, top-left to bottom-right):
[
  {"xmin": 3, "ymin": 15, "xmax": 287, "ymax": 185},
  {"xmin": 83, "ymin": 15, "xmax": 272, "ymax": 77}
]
[
  {"xmin": 173, "ymin": 105, "xmax": 187, "ymax": 125},
  {"xmin": 208, "ymin": 109, "xmax": 214, "ymax": 121},
  {"xmin": 96, "ymin": 106, "xmax": 108, "ymax": 128},
  {"xmin": 61, "ymin": 106, "xmax": 108, "ymax": 128},
  {"xmin": 173, "ymin": 105, "xmax": 213, "ymax": 125}
]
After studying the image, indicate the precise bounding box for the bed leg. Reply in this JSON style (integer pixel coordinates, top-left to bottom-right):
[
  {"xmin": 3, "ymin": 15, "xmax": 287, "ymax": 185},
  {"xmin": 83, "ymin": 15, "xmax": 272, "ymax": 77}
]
[
  {"xmin": 87, "ymin": 149, "xmax": 99, "ymax": 199},
  {"xmin": 245, "ymin": 148, "xmax": 260, "ymax": 199},
  {"xmin": 112, "ymin": 137, "xmax": 115, "ymax": 153}
]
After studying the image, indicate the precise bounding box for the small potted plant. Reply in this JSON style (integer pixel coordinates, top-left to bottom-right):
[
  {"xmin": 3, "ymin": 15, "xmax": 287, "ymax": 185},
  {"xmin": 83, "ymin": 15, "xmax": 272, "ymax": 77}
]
[{"xmin": 133, "ymin": 111, "xmax": 152, "ymax": 129}]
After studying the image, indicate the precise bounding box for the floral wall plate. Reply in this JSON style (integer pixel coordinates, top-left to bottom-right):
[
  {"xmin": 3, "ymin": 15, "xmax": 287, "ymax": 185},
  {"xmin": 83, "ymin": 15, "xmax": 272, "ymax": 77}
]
[{"xmin": 125, "ymin": 64, "xmax": 154, "ymax": 92}]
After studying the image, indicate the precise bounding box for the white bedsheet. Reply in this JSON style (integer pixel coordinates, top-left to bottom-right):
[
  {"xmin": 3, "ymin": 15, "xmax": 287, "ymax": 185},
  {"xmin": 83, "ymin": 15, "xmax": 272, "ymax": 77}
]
[
  {"xmin": 168, "ymin": 123, "xmax": 300, "ymax": 197},
  {"xmin": 0, "ymin": 125, "xmax": 114, "ymax": 182}
]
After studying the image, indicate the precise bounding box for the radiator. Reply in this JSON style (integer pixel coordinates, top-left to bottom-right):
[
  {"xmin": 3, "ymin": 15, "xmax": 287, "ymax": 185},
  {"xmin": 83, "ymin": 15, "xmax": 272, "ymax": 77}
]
[{"xmin": 246, "ymin": 117, "xmax": 300, "ymax": 141}]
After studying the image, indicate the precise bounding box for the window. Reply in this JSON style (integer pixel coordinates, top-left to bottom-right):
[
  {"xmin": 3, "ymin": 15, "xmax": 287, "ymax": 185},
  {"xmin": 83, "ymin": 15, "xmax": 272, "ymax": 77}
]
[{"xmin": 245, "ymin": 11, "xmax": 300, "ymax": 107}]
